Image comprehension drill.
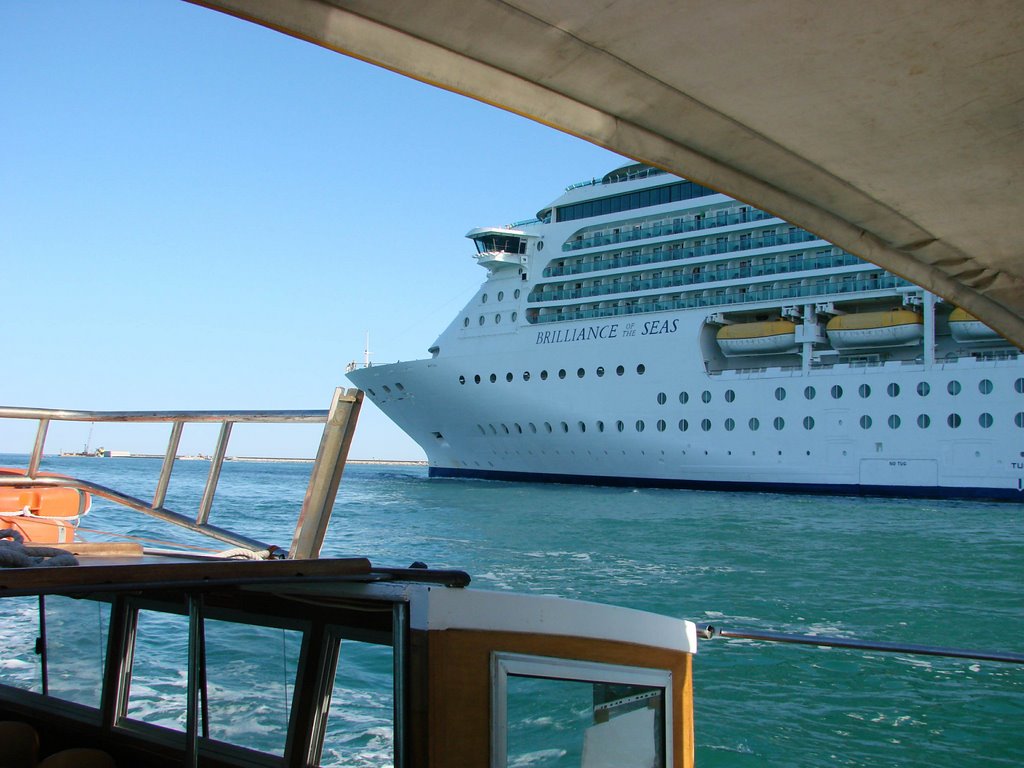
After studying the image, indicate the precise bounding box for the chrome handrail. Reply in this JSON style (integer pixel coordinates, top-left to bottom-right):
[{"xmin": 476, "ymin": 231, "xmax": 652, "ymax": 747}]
[{"xmin": 0, "ymin": 388, "xmax": 363, "ymax": 558}]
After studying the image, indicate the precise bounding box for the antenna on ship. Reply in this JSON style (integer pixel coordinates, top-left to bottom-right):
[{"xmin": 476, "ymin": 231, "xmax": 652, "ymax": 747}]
[{"xmin": 363, "ymin": 332, "xmax": 372, "ymax": 368}]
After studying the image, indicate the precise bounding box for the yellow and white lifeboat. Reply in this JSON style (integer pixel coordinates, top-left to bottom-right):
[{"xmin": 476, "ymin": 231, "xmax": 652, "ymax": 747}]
[
  {"xmin": 948, "ymin": 307, "xmax": 1003, "ymax": 343},
  {"xmin": 717, "ymin": 320, "xmax": 798, "ymax": 356},
  {"xmin": 826, "ymin": 309, "xmax": 922, "ymax": 350}
]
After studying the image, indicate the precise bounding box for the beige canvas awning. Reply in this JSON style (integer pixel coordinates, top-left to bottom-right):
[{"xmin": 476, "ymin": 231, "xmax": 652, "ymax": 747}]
[{"xmin": 193, "ymin": 0, "xmax": 1024, "ymax": 345}]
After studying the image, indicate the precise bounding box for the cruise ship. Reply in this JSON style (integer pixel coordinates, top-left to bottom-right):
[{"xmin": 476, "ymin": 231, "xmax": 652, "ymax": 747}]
[{"xmin": 347, "ymin": 163, "xmax": 1024, "ymax": 500}]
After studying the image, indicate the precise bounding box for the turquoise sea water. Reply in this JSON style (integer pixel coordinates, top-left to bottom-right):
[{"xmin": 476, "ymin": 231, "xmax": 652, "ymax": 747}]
[{"xmin": 1, "ymin": 454, "xmax": 1021, "ymax": 766}]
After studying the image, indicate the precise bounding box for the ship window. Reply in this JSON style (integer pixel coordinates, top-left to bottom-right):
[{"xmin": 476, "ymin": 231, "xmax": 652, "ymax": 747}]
[
  {"xmin": 859, "ymin": 384, "xmax": 871, "ymax": 398},
  {"xmin": 479, "ymin": 316, "xmax": 485, "ymax": 326},
  {"xmin": 888, "ymin": 414, "xmax": 901, "ymax": 429},
  {"xmin": 773, "ymin": 417, "xmax": 785, "ymax": 430},
  {"xmin": 382, "ymin": 385, "xmax": 392, "ymax": 394},
  {"xmin": 637, "ymin": 364, "xmax": 646, "ymax": 375},
  {"xmin": 529, "ymin": 423, "xmax": 537, "ymax": 433},
  {"xmin": 1015, "ymin": 378, "xmax": 1024, "ymax": 394},
  {"xmin": 616, "ymin": 421, "xmax": 625, "ymax": 432},
  {"xmin": 490, "ymin": 424, "xmax": 498, "ymax": 434},
  {"xmin": 459, "ymin": 376, "xmax": 466, "ymax": 385},
  {"xmin": 725, "ymin": 389, "xmax": 736, "ymax": 403},
  {"xmin": 749, "ymin": 417, "xmax": 760, "ymax": 431},
  {"xmin": 482, "ymin": 294, "xmax": 488, "ymax": 303},
  {"xmin": 597, "ymin": 420, "xmax": 605, "ymax": 432},
  {"xmin": 523, "ymin": 372, "xmax": 530, "ymax": 381},
  {"xmin": 515, "ymin": 289, "xmax": 521, "ymax": 299},
  {"xmin": 657, "ymin": 392, "xmax": 667, "ymax": 405},
  {"xmin": 830, "ymin": 385, "xmax": 843, "ymax": 399},
  {"xmin": 578, "ymin": 421, "xmax": 586, "ymax": 432},
  {"xmin": 514, "ymin": 422, "xmax": 522, "ymax": 434},
  {"xmin": 597, "ymin": 366, "xmax": 605, "ymax": 377},
  {"xmin": 495, "ymin": 314, "xmax": 502, "ymax": 324},
  {"xmin": 701, "ymin": 390, "xmax": 712, "ymax": 404},
  {"xmin": 948, "ymin": 413, "xmax": 962, "ymax": 428},
  {"xmin": 490, "ymin": 374, "xmax": 497, "ymax": 383},
  {"xmin": 948, "ymin": 380, "xmax": 962, "ymax": 396},
  {"xmin": 979, "ymin": 413, "xmax": 994, "ymax": 428},
  {"xmin": 774, "ymin": 387, "xmax": 786, "ymax": 401},
  {"xmin": 725, "ymin": 418, "xmax": 735, "ymax": 431},
  {"xmin": 544, "ymin": 422, "xmax": 553, "ymax": 433},
  {"xmin": 463, "ymin": 317, "xmax": 469, "ymax": 327},
  {"xmin": 561, "ymin": 422, "xmax": 569, "ymax": 433},
  {"xmin": 578, "ymin": 368, "xmax": 586, "ymax": 378},
  {"xmin": 541, "ymin": 370, "xmax": 549, "ymax": 380},
  {"xmin": 803, "ymin": 416, "xmax": 815, "ymax": 430},
  {"xmin": 1016, "ymin": 412, "xmax": 1024, "ymax": 428},
  {"xmin": 512, "ymin": 312, "xmax": 518, "ymax": 322},
  {"xmin": 616, "ymin": 366, "xmax": 625, "ymax": 376},
  {"xmin": 558, "ymin": 369, "xmax": 567, "ymax": 379},
  {"xmin": 498, "ymin": 291, "xmax": 504, "ymax": 301},
  {"xmin": 887, "ymin": 383, "xmax": 900, "ymax": 397},
  {"xmin": 367, "ymin": 388, "xmax": 376, "ymax": 397},
  {"xmin": 804, "ymin": 386, "xmax": 815, "ymax": 400},
  {"xmin": 477, "ymin": 424, "xmax": 486, "ymax": 435},
  {"xmin": 506, "ymin": 372, "xmax": 513, "ymax": 382},
  {"xmin": 859, "ymin": 415, "xmax": 872, "ymax": 429},
  {"xmin": 657, "ymin": 419, "xmax": 667, "ymax": 432},
  {"xmin": 474, "ymin": 375, "xmax": 481, "ymax": 384},
  {"xmin": 636, "ymin": 420, "xmax": 646, "ymax": 432},
  {"xmin": 680, "ymin": 392, "xmax": 689, "ymax": 404},
  {"xmin": 700, "ymin": 419, "xmax": 711, "ymax": 432},
  {"xmin": 979, "ymin": 379, "xmax": 993, "ymax": 394},
  {"xmin": 917, "ymin": 414, "xmax": 931, "ymax": 428},
  {"xmin": 501, "ymin": 424, "xmax": 510, "ymax": 435},
  {"xmin": 679, "ymin": 419, "xmax": 689, "ymax": 431},
  {"xmin": 917, "ymin": 382, "xmax": 930, "ymax": 396}
]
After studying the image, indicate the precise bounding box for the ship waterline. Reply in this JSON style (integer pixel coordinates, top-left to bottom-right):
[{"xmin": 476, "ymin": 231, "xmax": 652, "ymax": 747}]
[{"xmin": 348, "ymin": 163, "xmax": 1024, "ymax": 500}]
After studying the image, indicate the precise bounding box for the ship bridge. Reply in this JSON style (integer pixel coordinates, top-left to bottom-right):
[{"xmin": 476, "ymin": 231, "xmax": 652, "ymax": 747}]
[{"xmin": 194, "ymin": 1, "xmax": 1024, "ymax": 346}]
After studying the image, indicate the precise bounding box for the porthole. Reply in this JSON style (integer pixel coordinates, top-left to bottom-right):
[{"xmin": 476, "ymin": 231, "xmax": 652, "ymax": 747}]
[
  {"xmin": 948, "ymin": 380, "xmax": 961, "ymax": 396},
  {"xmin": 1016, "ymin": 412, "xmax": 1024, "ymax": 428},
  {"xmin": 382, "ymin": 385, "xmax": 392, "ymax": 394},
  {"xmin": 514, "ymin": 423, "xmax": 522, "ymax": 434},
  {"xmin": 917, "ymin": 414, "xmax": 931, "ymax": 428},
  {"xmin": 616, "ymin": 421, "xmax": 625, "ymax": 432},
  {"xmin": 536, "ymin": 242, "xmax": 544, "ymax": 252},
  {"xmin": 497, "ymin": 291, "xmax": 504, "ymax": 301},
  {"xmin": 831, "ymin": 384, "xmax": 843, "ymax": 399},
  {"xmin": 701, "ymin": 390, "xmax": 712, "ymax": 404},
  {"xmin": 489, "ymin": 424, "xmax": 497, "ymax": 434},
  {"xmin": 596, "ymin": 420, "xmax": 605, "ymax": 432},
  {"xmin": 578, "ymin": 421, "xmax": 586, "ymax": 433},
  {"xmin": 917, "ymin": 382, "xmax": 930, "ymax": 396},
  {"xmin": 700, "ymin": 419, "xmax": 712, "ymax": 432},
  {"xmin": 725, "ymin": 418, "xmax": 735, "ymax": 431},
  {"xmin": 657, "ymin": 419, "xmax": 667, "ymax": 432},
  {"xmin": 859, "ymin": 415, "xmax": 872, "ymax": 429},
  {"xmin": 596, "ymin": 366, "xmax": 605, "ymax": 377},
  {"xmin": 463, "ymin": 317, "xmax": 469, "ymax": 328},
  {"xmin": 887, "ymin": 383, "xmax": 900, "ymax": 397},
  {"xmin": 803, "ymin": 416, "xmax": 815, "ymax": 430},
  {"xmin": 459, "ymin": 375, "xmax": 466, "ymax": 385},
  {"xmin": 489, "ymin": 373, "xmax": 497, "ymax": 383},
  {"xmin": 514, "ymin": 289, "xmax": 521, "ymax": 299},
  {"xmin": 749, "ymin": 417, "xmax": 760, "ymax": 431},
  {"xmin": 577, "ymin": 368, "xmax": 585, "ymax": 378},
  {"xmin": 616, "ymin": 365, "xmax": 625, "ymax": 376},
  {"xmin": 859, "ymin": 384, "xmax": 871, "ymax": 398},
  {"xmin": 477, "ymin": 425, "xmax": 486, "ymax": 435},
  {"xmin": 474, "ymin": 375, "xmax": 481, "ymax": 384},
  {"xmin": 888, "ymin": 414, "xmax": 901, "ymax": 429},
  {"xmin": 506, "ymin": 372, "xmax": 513, "ymax": 382},
  {"xmin": 366, "ymin": 388, "xmax": 376, "ymax": 397},
  {"xmin": 544, "ymin": 422, "xmax": 553, "ymax": 433},
  {"xmin": 979, "ymin": 412, "xmax": 994, "ymax": 428},
  {"xmin": 561, "ymin": 422, "xmax": 569, "ymax": 433},
  {"xmin": 523, "ymin": 371, "xmax": 530, "ymax": 381},
  {"xmin": 947, "ymin": 413, "xmax": 961, "ymax": 428},
  {"xmin": 528, "ymin": 423, "xmax": 537, "ymax": 433},
  {"xmin": 540, "ymin": 370, "xmax": 548, "ymax": 381},
  {"xmin": 804, "ymin": 386, "xmax": 815, "ymax": 400},
  {"xmin": 773, "ymin": 416, "xmax": 785, "ymax": 430},
  {"xmin": 495, "ymin": 314, "xmax": 501, "ymax": 324},
  {"xmin": 774, "ymin": 387, "xmax": 786, "ymax": 401},
  {"xmin": 637, "ymin": 364, "xmax": 646, "ymax": 375},
  {"xmin": 511, "ymin": 311, "xmax": 518, "ymax": 322},
  {"xmin": 395, "ymin": 383, "xmax": 405, "ymax": 392},
  {"xmin": 979, "ymin": 379, "xmax": 993, "ymax": 395},
  {"xmin": 482, "ymin": 294, "xmax": 488, "ymax": 304},
  {"xmin": 679, "ymin": 419, "xmax": 689, "ymax": 432},
  {"xmin": 725, "ymin": 389, "xmax": 736, "ymax": 403},
  {"xmin": 679, "ymin": 391, "xmax": 690, "ymax": 404},
  {"xmin": 657, "ymin": 392, "xmax": 667, "ymax": 405},
  {"xmin": 558, "ymin": 369, "xmax": 567, "ymax": 379},
  {"xmin": 478, "ymin": 316, "xmax": 485, "ymax": 326},
  {"xmin": 636, "ymin": 420, "xmax": 646, "ymax": 432},
  {"xmin": 501, "ymin": 424, "xmax": 510, "ymax": 434},
  {"xmin": 1015, "ymin": 378, "xmax": 1024, "ymax": 394}
]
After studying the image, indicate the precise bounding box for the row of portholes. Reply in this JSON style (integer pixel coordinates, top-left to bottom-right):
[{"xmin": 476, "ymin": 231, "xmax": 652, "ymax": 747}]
[
  {"xmin": 465, "ymin": 311, "xmax": 519, "ymax": 327},
  {"xmin": 477, "ymin": 411, "xmax": 1024, "ymax": 436},
  {"xmin": 481, "ymin": 289, "xmax": 521, "ymax": 304},
  {"xmin": 460, "ymin": 364, "xmax": 646, "ymax": 385},
  {"xmin": 364, "ymin": 382, "xmax": 405, "ymax": 398},
  {"xmin": 665, "ymin": 377, "xmax": 1024, "ymax": 406}
]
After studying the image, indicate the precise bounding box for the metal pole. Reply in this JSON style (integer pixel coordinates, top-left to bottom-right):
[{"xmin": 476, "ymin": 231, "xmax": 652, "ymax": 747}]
[
  {"xmin": 196, "ymin": 422, "xmax": 232, "ymax": 526},
  {"xmin": 153, "ymin": 422, "xmax": 184, "ymax": 510},
  {"xmin": 28, "ymin": 418, "xmax": 49, "ymax": 477}
]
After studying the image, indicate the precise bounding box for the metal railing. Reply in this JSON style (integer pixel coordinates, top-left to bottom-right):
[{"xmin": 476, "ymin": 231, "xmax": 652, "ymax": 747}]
[{"xmin": 0, "ymin": 387, "xmax": 362, "ymax": 559}]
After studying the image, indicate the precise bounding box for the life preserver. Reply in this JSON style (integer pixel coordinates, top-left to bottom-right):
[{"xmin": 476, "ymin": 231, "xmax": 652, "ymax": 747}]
[{"xmin": 0, "ymin": 468, "xmax": 91, "ymax": 519}]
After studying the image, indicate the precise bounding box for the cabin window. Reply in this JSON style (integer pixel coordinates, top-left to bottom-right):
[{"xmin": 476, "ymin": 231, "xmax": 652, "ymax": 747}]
[
  {"xmin": 1015, "ymin": 378, "xmax": 1024, "ymax": 394},
  {"xmin": 860, "ymin": 415, "xmax": 872, "ymax": 429},
  {"xmin": 679, "ymin": 391, "xmax": 689, "ymax": 405},
  {"xmin": 887, "ymin": 383, "xmax": 900, "ymax": 397},
  {"xmin": 725, "ymin": 418, "xmax": 736, "ymax": 431},
  {"xmin": 701, "ymin": 390, "xmax": 712, "ymax": 404},
  {"xmin": 657, "ymin": 392, "xmax": 667, "ymax": 405},
  {"xmin": 774, "ymin": 387, "xmax": 786, "ymax": 401},
  {"xmin": 43, "ymin": 595, "xmax": 111, "ymax": 708},
  {"xmin": 948, "ymin": 413, "xmax": 962, "ymax": 428},
  {"xmin": 888, "ymin": 414, "xmax": 902, "ymax": 429},
  {"xmin": 979, "ymin": 379, "xmax": 993, "ymax": 395},
  {"xmin": 725, "ymin": 389, "xmax": 736, "ymax": 403},
  {"xmin": 126, "ymin": 610, "xmax": 191, "ymax": 731},
  {"xmin": 979, "ymin": 412, "xmax": 994, "ymax": 428},
  {"xmin": 917, "ymin": 382, "xmax": 930, "ymax": 396},
  {"xmin": 700, "ymin": 419, "xmax": 711, "ymax": 432},
  {"xmin": 804, "ymin": 386, "xmax": 815, "ymax": 400},
  {"xmin": 803, "ymin": 416, "xmax": 815, "ymax": 430},
  {"xmin": 492, "ymin": 653, "xmax": 672, "ymax": 768},
  {"xmin": 948, "ymin": 380, "xmax": 962, "ymax": 396},
  {"xmin": 679, "ymin": 419, "xmax": 689, "ymax": 432},
  {"xmin": 830, "ymin": 385, "xmax": 843, "ymax": 399},
  {"xmin": 917, "ymin": 414, "xmax": 931, "ymax": 428},
  {"xmin": 657, "ymin": 419, "xmax": 667, "ymax": 432},
  {"xmin": 749, "ymin": 417, "xmax": 760, "ymax": 431},
  {"xmin": 322, "ymin": 637, "xmax": 395, "ymax": 766},
  {"xmin": 1016, "ymin": 412, "xmax": 1024, "ymax": 428},
  {"xmin": 858, "ymin": 384, "xmax": 871, "ymax": 398}
]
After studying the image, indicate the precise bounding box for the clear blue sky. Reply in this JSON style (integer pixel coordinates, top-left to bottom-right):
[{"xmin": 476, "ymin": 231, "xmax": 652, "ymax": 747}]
[{"xmin": 1, "ymin": 0, "xmax": 625, "ymax": 459}]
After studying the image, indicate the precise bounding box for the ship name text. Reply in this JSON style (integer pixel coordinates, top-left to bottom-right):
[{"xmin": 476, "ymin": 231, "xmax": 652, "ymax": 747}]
[{"xmin": 535, "ymin": 319, "xmax": 679, "ymax": 345}]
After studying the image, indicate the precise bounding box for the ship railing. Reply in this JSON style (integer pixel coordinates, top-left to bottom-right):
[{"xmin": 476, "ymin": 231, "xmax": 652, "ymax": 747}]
[
  {"xmin": 0, "ymin": 387, "xmax": 363, "ymax": 559},
  {"xmin": 562, "ymin": 207, "xmax": 780, "ymax": 251}
]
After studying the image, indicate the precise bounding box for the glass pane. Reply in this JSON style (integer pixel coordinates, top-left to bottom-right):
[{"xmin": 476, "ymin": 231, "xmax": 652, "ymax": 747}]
[
  {"xmin": 204, "ymin": 619, "xmax": 302, "ymax": 755},
  {"xmin": 0, "ymin": 596, "xmax": 42, "ymax": 692},
  {"xmin": 45, "ymin": 596, "xmax": 110, "ymax": 707},
  {"xmin": 321, "ymin": 639, "xmax": 394, "ymax": 767},
  {"xmin": 126, "ymin": 610, "xmax": 189, "ymax": 731}
]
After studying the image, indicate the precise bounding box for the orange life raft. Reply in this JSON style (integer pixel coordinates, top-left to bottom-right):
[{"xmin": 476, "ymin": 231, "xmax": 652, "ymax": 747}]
[{"xmin": 0, "ymin": 468, "xmax": 90, "ymax": 545}]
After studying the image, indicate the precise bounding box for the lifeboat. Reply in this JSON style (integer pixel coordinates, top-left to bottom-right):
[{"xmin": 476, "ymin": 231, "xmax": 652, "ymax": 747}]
[
  {"xmin": 717, "ymin": 320, "xmax": 799, "ymax": 356},
  {"xmin": 0, "ymin": 469, "xmax": 90, "ymax": 545},
  {"xmin": 825, "ymin": 309, "xmax": 923, "ymax": 350},
  {"xmin": 948, "ymin": 307, "xmax": 1004, "ymax": 343}
]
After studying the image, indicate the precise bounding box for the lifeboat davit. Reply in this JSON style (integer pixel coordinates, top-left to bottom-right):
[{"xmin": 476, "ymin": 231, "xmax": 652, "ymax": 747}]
[
  {"xmin": 825, "ymin": 309, "xmax": 923, "ymax": 350},
  {"xmin": 948, "ymin": 307, "xmax": 1003, "ymax": 343},
  {"xmin": 0, "ymin": 469, "xmax": 90, "ymax": 545},
  {"xmin": 717, "ymin": 320, "xmax": 799, "ymax": 356}
]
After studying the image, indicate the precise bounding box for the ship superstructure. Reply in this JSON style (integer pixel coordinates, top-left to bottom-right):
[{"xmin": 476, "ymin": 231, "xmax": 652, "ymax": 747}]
[{"xmin": 348, "ymin": 164, "xmax": 1024, "ymax": 499}]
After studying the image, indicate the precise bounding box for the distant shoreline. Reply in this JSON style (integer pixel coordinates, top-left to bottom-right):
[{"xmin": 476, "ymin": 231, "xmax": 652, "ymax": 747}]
[{"xmin": 26, "ymin": 453, "xmax": 427, "ymax": 466}]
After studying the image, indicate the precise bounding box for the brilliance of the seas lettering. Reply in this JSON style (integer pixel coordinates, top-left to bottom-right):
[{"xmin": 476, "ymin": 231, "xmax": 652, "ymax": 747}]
[
  {"xmin": 535, "ymin": 324, "xmax": 618, "ymax": 345},
  {"xmin": 641, "ymin": 319, "xmax": 679, "ymax": 335}
]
